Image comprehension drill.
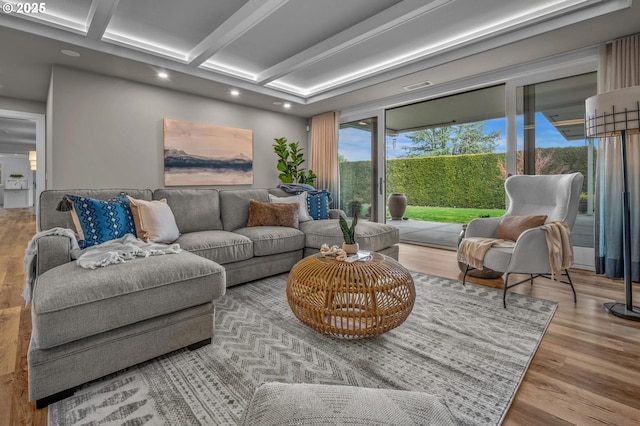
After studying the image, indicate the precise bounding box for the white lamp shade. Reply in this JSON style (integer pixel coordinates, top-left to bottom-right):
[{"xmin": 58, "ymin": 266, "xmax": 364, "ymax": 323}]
[{"xmin": 585, "ymin": 86, "xmax": 640, "ymax": 137}]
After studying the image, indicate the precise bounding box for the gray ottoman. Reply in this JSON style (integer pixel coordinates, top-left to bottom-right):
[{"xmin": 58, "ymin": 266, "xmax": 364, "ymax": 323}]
[
  {"xmin": 241, "ymin": 383, "xmax": 458, "ymax": 425},
  {"xmin": 28, "ymin": 251, "xmax": 225, "ymax": 406}
]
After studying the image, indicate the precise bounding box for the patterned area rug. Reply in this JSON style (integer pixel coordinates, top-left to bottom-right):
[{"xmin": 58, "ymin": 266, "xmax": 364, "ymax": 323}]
[{"xmin": 48, "ymin": 272, "xmax": 556, "ymax": 425}]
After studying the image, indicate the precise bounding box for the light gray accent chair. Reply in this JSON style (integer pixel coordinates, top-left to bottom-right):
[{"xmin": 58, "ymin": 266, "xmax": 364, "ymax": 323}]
[
  {"xmin": 460, "ymin": 172, "xmax": 584, "ymax": 307},
  {"xmin": 241, "ymin": 382, "xmax": 458, "ymax": 426}
]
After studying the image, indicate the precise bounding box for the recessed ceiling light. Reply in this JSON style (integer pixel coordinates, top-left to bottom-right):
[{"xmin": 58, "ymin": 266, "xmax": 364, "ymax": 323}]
[
  {"xmin": 230, "ymin": 89, "xmax": 240, "ymax": 96},
  {"xmin": 283, "ymin": 103, "xmax": 291, "ymax": 109},
  {"xmin": 158, "ymin": 72, "xmax": 169, "ymax": 79},
  {"xmin": 272, "ymin": 101, "xmax": 282, "ymax": 106},
  {"xmin": 60, "ymin": 49, "xmax": 80, "ymax": 57}
]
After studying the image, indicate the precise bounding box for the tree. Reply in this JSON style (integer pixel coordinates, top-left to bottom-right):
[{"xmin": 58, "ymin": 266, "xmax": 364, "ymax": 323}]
[
  {"xmin": 402, "ymin": 122, "xmax": 500, "ymax": 157},
  {"xmin": 497, "ymin": 149, "xmax": 570, "ymax": 177}
]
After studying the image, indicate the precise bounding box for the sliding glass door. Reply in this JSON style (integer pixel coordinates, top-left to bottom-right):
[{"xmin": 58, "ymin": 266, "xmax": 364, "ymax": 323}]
[
  {"xmin": 338, "ymin": 118, "xmax": 379, "ymax": 220},
  {"xmin": 516, "ymin": 72, "xmax": 597, "ymax": 248}
]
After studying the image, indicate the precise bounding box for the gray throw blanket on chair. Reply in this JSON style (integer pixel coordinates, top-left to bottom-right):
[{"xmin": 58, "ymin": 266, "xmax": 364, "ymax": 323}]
[{"xmin": 23, "ymin": 231, "xmax": 182, "ymax": 305}]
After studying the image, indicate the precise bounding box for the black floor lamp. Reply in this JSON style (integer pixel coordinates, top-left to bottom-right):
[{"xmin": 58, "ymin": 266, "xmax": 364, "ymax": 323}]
[{"xmin": 585, "ymin": 86, "xmax": 640, "ymax": 321}]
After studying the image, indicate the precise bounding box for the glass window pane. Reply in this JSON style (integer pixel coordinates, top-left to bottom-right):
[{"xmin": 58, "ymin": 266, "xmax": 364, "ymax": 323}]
[
  {"xmin": 516, "ymin": 72, "xmax": 597, "ymax": 248},
  {"xmin": 338, "ymin": 118, "xmax": 376, "ymax": 219}
]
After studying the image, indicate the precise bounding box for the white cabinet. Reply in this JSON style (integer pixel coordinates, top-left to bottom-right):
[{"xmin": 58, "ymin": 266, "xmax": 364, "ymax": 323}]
[
  {"xmin": 6, "ymin": 178, "xmax": 28, "ymax": 190},
  {"xmin": 4, "ymin": 178, "xmax": 31, "ymax": 208}
]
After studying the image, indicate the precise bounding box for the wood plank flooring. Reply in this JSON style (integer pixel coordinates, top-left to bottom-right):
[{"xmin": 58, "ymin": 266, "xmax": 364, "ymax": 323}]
[{"xmin": 1, "ymin": 208, "xmax": 639, "ymax": 425}]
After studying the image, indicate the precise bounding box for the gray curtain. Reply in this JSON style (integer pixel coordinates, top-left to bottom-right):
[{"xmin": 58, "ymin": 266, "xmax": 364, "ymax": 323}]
[{"xmin": 595, "ymin": 34, "xmax": 640, "ymax": 280}]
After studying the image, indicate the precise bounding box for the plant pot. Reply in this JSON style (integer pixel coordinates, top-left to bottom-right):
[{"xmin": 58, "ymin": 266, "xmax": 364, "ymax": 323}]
[
  {"xmin": 578, "ymin": 200, "xmax": 587, "ymax": 213},
  {"xmin": 457, "ymin": 224, "xmax": 503, "ymax": 279},
  {"xmin": 388, "ymin": 193, "xmax": 407, "ymax": 220},
  {"xmin": 342, "ymin": 242, "xmax": 359, "ymax": 254}
]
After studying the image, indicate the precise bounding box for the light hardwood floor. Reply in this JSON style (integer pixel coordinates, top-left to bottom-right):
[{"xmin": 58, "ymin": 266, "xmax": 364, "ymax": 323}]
[{"xmin": 1, "ymin": 208, "xmax": 639, "ymax": 425}]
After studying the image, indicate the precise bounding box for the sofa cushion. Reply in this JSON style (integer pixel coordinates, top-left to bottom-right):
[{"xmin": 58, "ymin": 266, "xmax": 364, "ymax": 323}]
[
  {"xmin": 66, "ymin": 193, "xmax": 137, "ymax": 248},
  {"xmin": 127, "ymin": 197, "xmax": 181, "ymax": 243},
  {"xmin": 153, "ymin": 189, "xmax": 223, "ymax": 233},
  {"xmin": 496, "ymin": 214, "xmax": 547, "ymax": 241},
  {"xmin": 268, "ymin": 192, "xmax": 314, "ymax": 222},
  {"xmin": 248, "ymin": 199, "xmax": 299, "ymax": 228},
  {"xmin": 234, "ymin": 226, "xmax": 305, "ymax": 256},
  {"xmin": 31, "ymin": 251, "xmax": 225, "ymax": 349},
  {"xmin": 176, "ymin": 230, "xmax": 253, "ymax": 264},
  {"xmin": 300, "ymin": 220, "xmax": 399, "ymax": 252},
  {"xmin": 307, "ymin": 191, "xmax": 332, "ymax": 220},
  {"xmin": 219, "ymin": 189, "xmax": 270, "ymax": 231}
]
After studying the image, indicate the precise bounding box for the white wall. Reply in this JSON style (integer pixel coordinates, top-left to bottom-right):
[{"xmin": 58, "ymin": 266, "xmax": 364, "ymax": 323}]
[
  {"xmin": 0, "ymin": 97, "xmax": 46, "ymax": 114},
  {"xmin": 47, "ymin": 66, "xmax": 308, "ymax": 190}
]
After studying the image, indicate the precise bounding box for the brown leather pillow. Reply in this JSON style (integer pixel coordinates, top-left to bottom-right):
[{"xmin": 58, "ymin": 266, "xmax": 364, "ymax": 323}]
[
  {"xmin": 496, "ymin": 214, "xmax": 547, "ymax": 241},
  {"xmin": 247, "ymin": 200, "xmax": 300, "ymax": 228}
]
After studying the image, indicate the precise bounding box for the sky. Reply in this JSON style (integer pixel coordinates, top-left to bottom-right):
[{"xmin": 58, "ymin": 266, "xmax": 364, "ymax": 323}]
[{"xmin": 339, "ymin": 113, "xmax": 590, "ymax": 161}]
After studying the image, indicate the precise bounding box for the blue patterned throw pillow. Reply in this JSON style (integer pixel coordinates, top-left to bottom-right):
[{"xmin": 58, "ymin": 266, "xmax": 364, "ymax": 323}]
[
  {"xmin": 66, "ymin": 193, "xmax": 137, "ymax": 248},
  {"xmin": 307, "ymin": 191, "xmax": 331, "ymax": 220}
]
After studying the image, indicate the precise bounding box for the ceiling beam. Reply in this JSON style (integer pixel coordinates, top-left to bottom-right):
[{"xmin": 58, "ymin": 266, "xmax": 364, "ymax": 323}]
[
  {"xmin": 86, "ymin": 0, "xmax": 120, "ymax": 40},
  {"xmin": 187, "ymin": 0, "xmax": 290, "ymax": 68},
  {"xmin": 255, "ymin": 0, "xmax": 455, "ymax": 85}
]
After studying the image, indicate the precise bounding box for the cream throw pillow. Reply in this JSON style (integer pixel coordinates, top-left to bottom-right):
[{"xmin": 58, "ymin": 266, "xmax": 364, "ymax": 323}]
[
  {"xmin": 268, "ymin": 192, "xmax": 313, "ymax": 222},
  {"xmin": 127, "ymin": 196, "xmax": 180, "ymax": 243}
]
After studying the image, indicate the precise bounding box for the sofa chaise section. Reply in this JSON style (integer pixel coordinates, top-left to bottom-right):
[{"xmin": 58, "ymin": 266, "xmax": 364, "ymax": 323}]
[{"xmin": 30, "ymin": 189, "xmax": 227, "ymax": 407}]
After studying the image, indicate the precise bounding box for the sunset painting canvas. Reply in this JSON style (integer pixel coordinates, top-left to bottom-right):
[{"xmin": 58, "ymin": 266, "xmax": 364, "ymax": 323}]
[{"xmin": 163, "ymin": 119, "xmax": 253, "ymax": 186}]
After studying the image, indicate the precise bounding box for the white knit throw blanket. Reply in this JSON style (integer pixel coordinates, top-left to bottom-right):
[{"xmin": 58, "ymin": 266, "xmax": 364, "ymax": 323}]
[
  {"xmin": 23, "ymin": 231, "xmax": 181, "ymax": 304},
  {"xmin": 75, "ymin": 234, "xmax": 182, "ymax": 269}
]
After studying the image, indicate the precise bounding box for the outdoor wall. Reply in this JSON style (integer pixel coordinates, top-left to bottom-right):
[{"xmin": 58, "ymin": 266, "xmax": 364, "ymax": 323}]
[{"xmin": 47, "ymin": 66, "xmax": 308, "ymax": 190}]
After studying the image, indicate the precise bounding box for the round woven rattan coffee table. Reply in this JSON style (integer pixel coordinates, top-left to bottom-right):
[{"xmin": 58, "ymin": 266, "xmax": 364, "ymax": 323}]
[{"xmin": 286, "ymin": 252, "xmax": 415, "ymax": 338}]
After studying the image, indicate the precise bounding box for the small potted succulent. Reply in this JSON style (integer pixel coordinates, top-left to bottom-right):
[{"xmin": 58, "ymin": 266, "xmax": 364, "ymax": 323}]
[{"xmin": 339, "ymin": 213, "xmax": 358, "ymax": 254}]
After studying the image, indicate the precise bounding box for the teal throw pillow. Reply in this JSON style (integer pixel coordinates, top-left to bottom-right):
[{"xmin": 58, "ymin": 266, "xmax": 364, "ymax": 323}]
[
  {"xmin": 66, "ymin": 193, "xmax": 137, "ymax": 248},
  {"xmin": 307, "ymin": 191, "xmax": 331, "ymax": 220}
]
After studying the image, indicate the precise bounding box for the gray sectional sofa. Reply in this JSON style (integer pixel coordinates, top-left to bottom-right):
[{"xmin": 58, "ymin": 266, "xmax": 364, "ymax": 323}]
[{"xmin": 29, "ymin": 187, "xmax": 399, "ymax": 407}]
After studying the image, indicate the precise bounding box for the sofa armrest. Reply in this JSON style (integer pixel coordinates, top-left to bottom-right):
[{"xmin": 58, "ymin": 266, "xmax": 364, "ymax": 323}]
[
  {"xmin": 37, "ymin": 235, "xmax": 73, "ymax": 276},
  {"xmin": 328, "ymin": 209, "xmax": 347, "ymax": 220},
  {"xmin": 465, "ymin": 217, "xmax": 502, "ymax": 238}
]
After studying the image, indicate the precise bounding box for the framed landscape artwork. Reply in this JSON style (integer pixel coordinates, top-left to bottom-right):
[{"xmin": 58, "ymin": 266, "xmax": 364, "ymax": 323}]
[{"xmin": 163, "ymin": 118, "xmax": 253, "ymax": 186}]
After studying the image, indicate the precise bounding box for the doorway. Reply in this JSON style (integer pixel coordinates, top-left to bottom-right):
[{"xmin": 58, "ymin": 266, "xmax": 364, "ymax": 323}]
[{"xmin": 0, "ymin": 109, "xmax": 45, "ymax": 219}]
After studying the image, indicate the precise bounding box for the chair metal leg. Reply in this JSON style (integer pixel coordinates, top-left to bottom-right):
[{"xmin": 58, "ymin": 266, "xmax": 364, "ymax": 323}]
[
  {"xmin": 564, "ymin": 268, "xmax": 577, "ymax": 303},
  {"xmin": 503, "ymin": 273, "xmax": 510, "ymax": 308},
  {"xmin": 462, "ymin": 265, "xmax": 470, "ymax": 286}
]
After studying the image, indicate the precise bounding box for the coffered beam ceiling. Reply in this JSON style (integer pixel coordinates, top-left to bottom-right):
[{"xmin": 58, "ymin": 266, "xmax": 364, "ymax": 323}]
[{"xmin": 0, "ymin": 0, "xmax": 632, "ymax": 105}]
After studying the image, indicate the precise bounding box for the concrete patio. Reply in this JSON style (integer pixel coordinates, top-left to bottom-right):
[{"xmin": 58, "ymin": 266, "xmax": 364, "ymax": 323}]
[{"xmin": 388, "ymin": 214, "xmax": 594, "ymax": 250}]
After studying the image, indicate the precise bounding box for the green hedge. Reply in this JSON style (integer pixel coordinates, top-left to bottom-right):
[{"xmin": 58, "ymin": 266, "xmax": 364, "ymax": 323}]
[
  {"xmin": 338, "ymin": 146, "xmax": 593, "ymax": 210},
  {"xmin": 338, "ymin": 161, "xmax": 372, "ymax": 213},
  {"xmin": 386, "ymin": 153, "xmax": 506, "ymax": 209}
]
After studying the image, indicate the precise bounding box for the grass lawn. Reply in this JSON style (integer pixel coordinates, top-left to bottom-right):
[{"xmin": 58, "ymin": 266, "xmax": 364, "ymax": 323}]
[{"xmin": 399, "ymin": 206, "xmax": 506, "ymax": 224}]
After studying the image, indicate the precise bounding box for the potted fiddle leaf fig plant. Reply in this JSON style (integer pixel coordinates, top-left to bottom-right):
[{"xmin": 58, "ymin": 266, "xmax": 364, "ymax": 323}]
[
  {"xmin": 339, "ymin": 213, "xmax": 358, "ymax": 254},
  {"xmin": 272, "ymin": 137, "xmax": 317, "ymax": 185}
]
